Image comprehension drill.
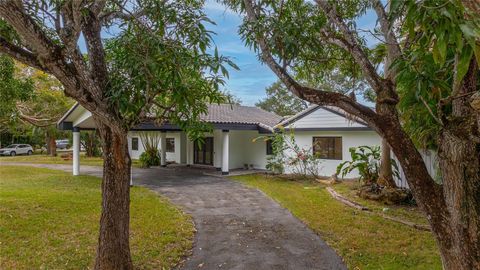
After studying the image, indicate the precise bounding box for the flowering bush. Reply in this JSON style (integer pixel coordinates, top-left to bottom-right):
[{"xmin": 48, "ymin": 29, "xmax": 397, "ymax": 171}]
[{"xmin": 257, "ymin": 128, "xmax": 323, "ymax": 177}]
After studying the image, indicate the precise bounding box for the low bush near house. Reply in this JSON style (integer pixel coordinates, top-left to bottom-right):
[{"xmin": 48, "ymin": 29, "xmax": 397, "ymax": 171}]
[
  {"xmin": 258, "ymin": 128, "xmax": 323, "ymax": 177},
  {"xmin": 337, "ymin": 146, "xmax": 412, "ymax": 205},
  {"xmin": 336, "ymin": 145, "xmax": 399, "ymax": 184},
  {"xmin": 139, "ymin": 150, "xmax": 160, "ymax": 168},
  {"xmin": 138, "ymin": 132, "xmax": 161, "ymax": 168}
]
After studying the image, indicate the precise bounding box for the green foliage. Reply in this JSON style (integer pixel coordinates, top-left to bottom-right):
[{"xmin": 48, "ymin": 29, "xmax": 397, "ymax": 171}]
[
  {"xmin": 0, "ymin": 58, "xmax": 73, "ymax": 147},
  {"xmin": 104, "ymin": 0, "xmax": 238, "ymax": 139},
  {"xmin": 258, "ymin": 128, "xmax": 323, "ymax": 177},
  {"xmin": 221, "ymin": 91, "xmax": 242, "ymax": 105},
  {"xmin": 262, "ymin": 132, "xmax": 287, "ymax": 174},
  {"xmin": 139, "ymin": 151, "xmax": 160, "ymax": 168},
  {"xmin": 256, "ymin": 81, "xmax": 308, "ymax": 116},
  {"xmin": 138, "ymin": 132, "xmax": 161, "ymax": 168},
  {"xmin": 1, "ymin": 1, "xmax": 238, "ymax": 143},
  {"xmin": 336, "ymin": 146, "xmax": 399, "ymax": 184},
  {"xmin": 228, "ymin": 0, "xmax": 372, "ymax": 98},
  {"xmin": 80, "ymin": 131, "xmax": 101, "ymax": 157},
  {"xmin": 391, "ymin": 0, "xmax": 480, "ymax": 149},
  {"xmin": 0, "ymin": 56, "xmax": 34, "ymax": 126}
]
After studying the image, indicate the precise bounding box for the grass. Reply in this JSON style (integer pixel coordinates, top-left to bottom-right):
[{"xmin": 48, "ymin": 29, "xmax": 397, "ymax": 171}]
[
  {"xmin": 232, "ymin": 174, "xmax": 441, "ymax": 270},
  {"xmin": 0, "ymin": 153, "xmax": 141, "ymax": 167},
  {"xmin": 0, "ymin": 166, "xmax": 194, "ymax": 269},
  {"xmin": 333, "ymin": 181, "xmax": 429, "ymax": 225}
]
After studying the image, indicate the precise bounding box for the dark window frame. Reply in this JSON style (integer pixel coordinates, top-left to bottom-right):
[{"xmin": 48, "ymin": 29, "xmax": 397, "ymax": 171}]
[
  {"xmin": 266, "ymin": 139, "xmax": 273, "ymax": 155},
  {"xmin": 131, "ymin": 137, "xmax": 139, "ymax": 151},
  {"xmin": 166, "ymin": 138, "xmax": 175, "ymax": 152},
  {"xmin": 312, "ymin": 136, "xmax": 343, "ymax": 160}
]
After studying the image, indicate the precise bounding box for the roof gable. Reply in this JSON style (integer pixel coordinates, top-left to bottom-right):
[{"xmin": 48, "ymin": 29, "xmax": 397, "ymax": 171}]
[{"xmin": 279, "ymin": 105, "xmax": 370, "ymax": 130}]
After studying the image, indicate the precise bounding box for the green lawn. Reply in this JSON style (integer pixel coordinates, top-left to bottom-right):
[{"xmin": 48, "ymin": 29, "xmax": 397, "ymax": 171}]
[
  {"xmin": 232, "ymin": 174, "xmax": 441, "ymax": 270},
  {"xmin": 0, "ymin": 154, "xmax": 141, "ymax": 167},
  {"xmin": 0, "ymin": 166, "xmax": 194, "ymax": 269}
]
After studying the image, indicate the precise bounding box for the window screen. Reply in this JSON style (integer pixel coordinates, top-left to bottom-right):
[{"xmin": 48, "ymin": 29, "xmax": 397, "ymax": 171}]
[
  {"xmin": 131, "ymin": 137, "xmax": 139, "ymax": 151},
  {"xmin": 312, "ymin": 137, "xmax": 342, "ymax": 160}
]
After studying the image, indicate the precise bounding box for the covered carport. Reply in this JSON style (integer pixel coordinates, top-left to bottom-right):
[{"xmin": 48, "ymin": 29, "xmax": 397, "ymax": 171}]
[{"xmin": 57, "ymin": 103, "xmax": 282, "ymax": 176}]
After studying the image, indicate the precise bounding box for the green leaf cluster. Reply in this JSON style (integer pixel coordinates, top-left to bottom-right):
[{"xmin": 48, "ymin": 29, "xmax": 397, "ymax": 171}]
[
  {"xmin": 336, "ymin": 146, "xmax": 400, "ymax": 184},
  {"xmin": 392, "ymin": 0, "xmax": 480, "ymax": 149},
  {"xmin": 105, "ymin": 0, "xmax": 238, "ymax": 140}
]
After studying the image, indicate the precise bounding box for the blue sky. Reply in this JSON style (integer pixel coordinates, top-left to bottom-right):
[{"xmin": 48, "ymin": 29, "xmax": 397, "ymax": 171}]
[
  {"xmin": 203, "ymin": 1, "xmax": 275, "ymax": 105},
  {"xmin": 203, "ymin": 1, "xmax": 379, "ymax": 106}
]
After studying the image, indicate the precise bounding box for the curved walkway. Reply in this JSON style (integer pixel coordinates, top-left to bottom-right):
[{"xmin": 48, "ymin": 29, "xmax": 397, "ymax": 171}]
[{"xmin": 1, "ymin": 163, "xmax": 346, "ymax": 270}]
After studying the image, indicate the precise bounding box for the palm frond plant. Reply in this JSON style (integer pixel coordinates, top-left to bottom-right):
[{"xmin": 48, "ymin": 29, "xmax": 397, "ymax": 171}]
[
  {"xmin": 138, "ymin": 132, "xmax": 161, "ymax": 168},
  {"xmin": 336, "ymin": 146, "xmax": 399, "ymax": 185}
]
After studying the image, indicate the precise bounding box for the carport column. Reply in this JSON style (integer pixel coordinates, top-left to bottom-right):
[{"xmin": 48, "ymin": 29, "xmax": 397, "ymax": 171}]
[
  {"xmin": 222, "ymin": 130, "xmax": 229, "ymax": 175},
  {"xmin": 160, "ymin": 131, "xmax": 167, "ymax": 167},
  {"xmin": 72, "ymin": 127, "xmax": 80, "ymax": 176}
]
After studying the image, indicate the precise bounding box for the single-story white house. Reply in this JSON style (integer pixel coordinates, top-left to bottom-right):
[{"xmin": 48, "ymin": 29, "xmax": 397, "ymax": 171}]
[{"xmin": 58, "ymin": 102, "xmax": 434, "ymax": 186}]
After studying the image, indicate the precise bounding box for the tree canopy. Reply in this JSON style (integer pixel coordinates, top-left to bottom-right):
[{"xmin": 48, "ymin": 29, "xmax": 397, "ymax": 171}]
[
  {"xmin": 256, "ymin": 80, "xmax": 307, "ymax": 116},
  {"xmin": 0, "ymin": 1, "xmax": 238, "ymax": 268},
  {"xmin": 225, "ymin": 0, "xmax": 480, "ymax": 268}
]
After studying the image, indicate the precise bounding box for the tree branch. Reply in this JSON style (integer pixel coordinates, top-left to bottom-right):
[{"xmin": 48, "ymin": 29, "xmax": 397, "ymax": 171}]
[
  {"xmin": 242, "ymin": 0, "xmax": 381, "ymax": 131},
  {"xmin": 0, "ymin": 36, "xmax": 46, "ymax": 72},
  {"xmin": 315, "ymin": 0, "xmax": 387, "ymax": 94},
  {"xmin": 370, "ymin": 0, "xmax": 402, "ymax": 59}
]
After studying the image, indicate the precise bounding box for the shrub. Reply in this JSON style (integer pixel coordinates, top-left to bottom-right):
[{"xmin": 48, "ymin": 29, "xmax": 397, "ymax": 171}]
[
  {"xmin": 336, "ymin": 145, "xmax": 399, "ymax": 184},
  {"xmin": 257, "ymin": 128, "xmax": 323, "ymax": 177},
  {"xmin": 138, "ymin": 132, "xmax": 161, "ymax": 168},
  {"xmin": 139, "ymin": 150, "xmax": 160, "ymax": 168}
]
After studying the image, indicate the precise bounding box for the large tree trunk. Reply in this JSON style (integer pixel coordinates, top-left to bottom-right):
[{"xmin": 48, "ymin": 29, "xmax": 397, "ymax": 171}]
[
  {"xmin": 436, "ymin": 131, "xmax": 480, "ymax": 269},
  {"xmin": 378, "ymin": 139, "xmax": 396, "ymax": 188},
  {"xmin": 434, "ymin": 58, "xmax": 480, "ymax": 270},
  {"xmin": 94, "ymin": 121, "xmax": 133, "ymax": 270}
]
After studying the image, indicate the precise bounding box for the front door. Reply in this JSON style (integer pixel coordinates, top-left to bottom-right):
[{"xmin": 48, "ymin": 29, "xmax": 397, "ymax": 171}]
[{"xmin": 194, "ymin": 137, "xmax": 214, "ymax": 165}]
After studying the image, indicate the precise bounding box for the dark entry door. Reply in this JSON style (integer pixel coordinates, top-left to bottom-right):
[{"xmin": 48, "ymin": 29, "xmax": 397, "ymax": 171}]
[{"xmin": 194, "ymin": 137, "xmax": 214, "ymax": 165}]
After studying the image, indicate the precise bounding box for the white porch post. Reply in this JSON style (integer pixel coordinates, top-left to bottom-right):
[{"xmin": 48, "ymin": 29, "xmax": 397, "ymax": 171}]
[
  {"xmin": 72, "ymin": 127, "xmax": 80, "ymax": 176},
  {"xmin": 160, "ymin": 131, "xmax": 167, "ymax": 167},
  {"xmin": 221, "ymin": 130, "xmax": 229, "ymax": 175}
]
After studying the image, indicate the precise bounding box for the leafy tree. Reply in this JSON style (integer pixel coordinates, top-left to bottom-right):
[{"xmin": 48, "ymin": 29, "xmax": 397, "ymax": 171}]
[
  {"xmin": 0, "ymin": 56, "xmax": 34, "ymax": 130},
  {"xmin": 0, "ymin": 58, "xmax": 73, "ymax": 156},
  {"xmin": 256, "ymin": 80, "xmax": 307, "ymax": 116},
  {"xmin": 81, "ymin": 130, "xmax": 101, "ymax": 157},
  {"xmin": 222, "ymin": 90, "xmax": 242, "ymax": 105},
  {"xmin": 226, "ymin": 0, "xmax": 480, "ymax": 268},
  {"xmin": 0, "ymin": 1, "xmax": 235, "ymax": 268}
]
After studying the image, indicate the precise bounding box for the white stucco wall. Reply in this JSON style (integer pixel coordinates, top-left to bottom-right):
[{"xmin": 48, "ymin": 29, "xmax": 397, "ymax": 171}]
[
  {"xmin": 284, "ymin": 130, "xmax": 382, "ymax": 178},
  {"xmin": 126, "ymin": 129, "xmax": 271, "ymax": 170},
  {"xmin": 127, "ymin": 131, "xmax": 181, "ymax": 163},
  {"xmin": 226, "ymin": 130, "xmax": 270, "ymax": 170}
]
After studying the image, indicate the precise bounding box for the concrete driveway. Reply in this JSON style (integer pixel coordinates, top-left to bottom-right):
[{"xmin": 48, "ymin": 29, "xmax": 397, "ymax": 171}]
[{"xmin": 1, "ymin": 163, "xmax": 346, "ymax": 270}]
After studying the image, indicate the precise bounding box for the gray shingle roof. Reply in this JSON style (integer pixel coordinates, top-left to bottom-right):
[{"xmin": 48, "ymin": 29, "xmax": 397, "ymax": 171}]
[{"xmin": 201, "ymin": 104, "xmax": 283, "ymax": 128}]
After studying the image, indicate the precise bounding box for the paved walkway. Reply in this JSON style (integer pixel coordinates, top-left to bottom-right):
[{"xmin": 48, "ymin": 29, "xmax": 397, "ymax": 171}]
[{"xmin": 1, "ymin": 163, "xmax": 346, "ymax": 270}]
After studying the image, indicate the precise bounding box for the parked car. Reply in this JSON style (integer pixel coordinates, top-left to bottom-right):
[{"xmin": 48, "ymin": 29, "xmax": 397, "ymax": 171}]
[
  {"xmin": 55, "ymin": 139, "xmax": 70, "ymax": 149},
  {"xmin": 0, "ymin": 144, "xmax": 34, "ymax": 156}
]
